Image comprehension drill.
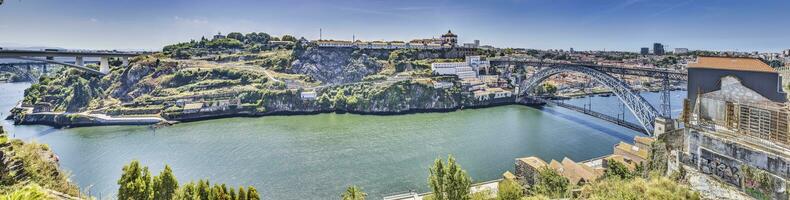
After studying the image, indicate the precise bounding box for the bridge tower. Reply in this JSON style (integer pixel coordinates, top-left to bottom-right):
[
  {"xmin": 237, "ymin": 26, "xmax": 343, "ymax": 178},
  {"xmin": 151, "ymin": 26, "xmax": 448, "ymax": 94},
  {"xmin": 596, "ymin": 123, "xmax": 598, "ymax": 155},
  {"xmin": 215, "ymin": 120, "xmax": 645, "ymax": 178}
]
[{"xmin": 660, "ymin": 69, "xmax": 671, "ymax": 118}]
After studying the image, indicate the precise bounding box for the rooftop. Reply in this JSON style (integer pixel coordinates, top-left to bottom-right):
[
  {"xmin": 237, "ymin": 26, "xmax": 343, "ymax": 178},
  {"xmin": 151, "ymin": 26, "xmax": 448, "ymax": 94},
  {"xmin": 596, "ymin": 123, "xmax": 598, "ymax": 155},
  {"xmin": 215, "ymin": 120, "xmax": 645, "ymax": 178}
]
[
  {"xmin": 634, "ymin": 136, "xmax": 655, "ymax": 146},
  {"xmin": 442, "ymin": 30, "xmax": 457, "ymax": 37},
  {"xmin": 517, "ymin": 156, "xmax": 547, "ymax": 169},
  {"xmin": 614, "ymin": 141, "xmax": 649, "ymax": 159},
  {"xmin": 689, "ymin": 57, "xmax": 776, "ymax": 73},
  {"xmin": 184, "ymin": 102, "xmax": 204, "ymax": 110}
]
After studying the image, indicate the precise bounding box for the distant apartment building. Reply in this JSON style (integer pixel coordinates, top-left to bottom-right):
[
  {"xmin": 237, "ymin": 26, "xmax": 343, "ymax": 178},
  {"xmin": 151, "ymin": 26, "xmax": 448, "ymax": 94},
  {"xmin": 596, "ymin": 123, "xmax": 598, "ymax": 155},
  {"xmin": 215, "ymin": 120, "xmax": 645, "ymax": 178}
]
[
  {"xmin": 684, "ymin": 56, "xmax": 790, "ymax": 199},
  {"xmin": 640, "ymin": 47, "xmax": 649, "ymax": 55},
  {"xmin": 674, "ymin": 48, "xmax": 689, "ymax": 54},
  {"xmin": 653, "ymin": 43, "xmax": 665, "ymax": 55},
  {"xmin": 784, "ymin": 49, "xmax": 790, "ymax": 56}
]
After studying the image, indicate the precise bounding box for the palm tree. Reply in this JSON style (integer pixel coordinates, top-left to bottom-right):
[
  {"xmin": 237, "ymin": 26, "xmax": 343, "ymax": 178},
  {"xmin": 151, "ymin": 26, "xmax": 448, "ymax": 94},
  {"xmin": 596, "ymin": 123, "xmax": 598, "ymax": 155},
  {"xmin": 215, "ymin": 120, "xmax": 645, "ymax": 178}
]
[{"xmin": 341, "ymin": 185, "xmax": 366, "ymax": 200}]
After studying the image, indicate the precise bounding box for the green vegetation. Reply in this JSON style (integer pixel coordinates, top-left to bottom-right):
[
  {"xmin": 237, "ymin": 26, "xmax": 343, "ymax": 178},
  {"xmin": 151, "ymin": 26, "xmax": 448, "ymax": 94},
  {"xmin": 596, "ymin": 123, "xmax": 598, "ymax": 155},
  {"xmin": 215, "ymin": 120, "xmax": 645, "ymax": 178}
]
[
  {"xmin": 0, "ymin": 127, "xmax": 81, "ymax": 198},
  {"xmin": 340, "ymin": 185, "xmax": 366, "ymax": 200},
  {"xmin": 765, "ymin": 59, "xmax": 783, "ymax": 68},
  {"xmin": 603, "ymin": 159, "xmax": 637, "ymax": 180},
  {"xmin": 740, "ymin": 165, "xmax": 775, "ymax": 200},
  {"xmin": 529, "ymin": 167, "xmax": 569, "ymax": 198},
  {"xmin": 0, "ymin": 184, "xmax": 50, "ymax": 200},
  {"xmin": 496, "ymin": 179, "xmax": 524, "ymax": 200},
  {"xmin": 163, "ymin": 32, "xmax": 291, "ymax": 58},
  {"xmin": 577, "ymin": 175, "xmax": 700, "ymax": 200},
  {"xmin": 656, "ymin": 56, "xmax": 679, "ymax": 68},
  {"xmin": 534, "ymin": 83, "xmax": 557, "ymax": 96},
  {"xmin": 256, "ymin": 50, "xmax": 294, "ymax": 72},
  {"xmin": 23, "ymin": 70, "xmax": 107, "ymax": 112},
  {"xmin": 428, "ymin": 155, "xmax": 472, "ymax": 200},
  {"xmin": 118, "ymin": 160, "xmax": 260, "ymax": 200}
]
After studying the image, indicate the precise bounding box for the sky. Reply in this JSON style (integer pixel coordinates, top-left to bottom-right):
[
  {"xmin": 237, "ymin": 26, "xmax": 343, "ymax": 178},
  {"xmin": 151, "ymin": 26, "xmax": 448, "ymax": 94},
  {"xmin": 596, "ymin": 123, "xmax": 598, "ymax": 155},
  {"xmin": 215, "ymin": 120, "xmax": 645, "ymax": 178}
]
[{"xmin": 0, "ymin": 0, "xmax": 789, "ymax": 52}]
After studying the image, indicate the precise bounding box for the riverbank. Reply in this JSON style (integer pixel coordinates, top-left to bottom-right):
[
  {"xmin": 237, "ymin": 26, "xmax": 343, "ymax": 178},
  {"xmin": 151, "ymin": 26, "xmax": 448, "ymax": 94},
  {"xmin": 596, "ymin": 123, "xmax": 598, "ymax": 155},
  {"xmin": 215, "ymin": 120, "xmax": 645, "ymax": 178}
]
[{"xmin": 9, "ymin": 96, "xmax": 526, "ymax": 127}]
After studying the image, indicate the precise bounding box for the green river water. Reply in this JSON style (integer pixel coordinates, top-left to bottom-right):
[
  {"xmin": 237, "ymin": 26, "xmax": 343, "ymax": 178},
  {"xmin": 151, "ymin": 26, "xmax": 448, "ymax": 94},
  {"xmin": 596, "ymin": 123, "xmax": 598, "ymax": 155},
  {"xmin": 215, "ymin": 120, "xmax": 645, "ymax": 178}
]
[{"xmin": 0, "ymin": 82, "xmax": 660, "ymax": 199}]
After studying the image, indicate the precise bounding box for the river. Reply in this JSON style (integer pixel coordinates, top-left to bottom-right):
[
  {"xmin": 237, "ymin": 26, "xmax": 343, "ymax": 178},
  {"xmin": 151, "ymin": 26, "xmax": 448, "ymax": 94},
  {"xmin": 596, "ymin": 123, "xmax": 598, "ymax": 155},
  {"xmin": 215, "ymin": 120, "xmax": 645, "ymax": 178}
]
[{"xmin": 0, "ymin": 82, "xmax": 684, "ymax": 199}]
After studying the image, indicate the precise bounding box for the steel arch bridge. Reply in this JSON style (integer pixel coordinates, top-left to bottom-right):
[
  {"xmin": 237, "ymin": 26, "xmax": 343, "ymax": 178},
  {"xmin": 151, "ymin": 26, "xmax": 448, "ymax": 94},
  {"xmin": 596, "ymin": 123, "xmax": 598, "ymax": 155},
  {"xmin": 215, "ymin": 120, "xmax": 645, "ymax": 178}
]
[{"xmin": 520, "ymin": 65, "xmax": 660, "ymax": 135}]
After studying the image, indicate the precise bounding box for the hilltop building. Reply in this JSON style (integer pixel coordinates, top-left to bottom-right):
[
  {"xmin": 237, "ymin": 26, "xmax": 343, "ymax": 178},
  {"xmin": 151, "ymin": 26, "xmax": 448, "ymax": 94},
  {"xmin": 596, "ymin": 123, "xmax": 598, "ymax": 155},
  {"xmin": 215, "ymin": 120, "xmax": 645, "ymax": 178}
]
[
  {"xmin": 440, "ymin": 30, "xmax": 458, "ymax": 47},
  {"xmin": 674, "ymin": 48, "xmax": 689, "ymax": 54},
  {"xmin": 683, "ymin": 56, "xmax": 789, "ymax": 199},
  {"xmin": 213, "ymin": 32, "xmax": 226, "ymax": 40},
  {"xmin": 316, "ymin": 30, "xmax": 476, "ymax": 50}
]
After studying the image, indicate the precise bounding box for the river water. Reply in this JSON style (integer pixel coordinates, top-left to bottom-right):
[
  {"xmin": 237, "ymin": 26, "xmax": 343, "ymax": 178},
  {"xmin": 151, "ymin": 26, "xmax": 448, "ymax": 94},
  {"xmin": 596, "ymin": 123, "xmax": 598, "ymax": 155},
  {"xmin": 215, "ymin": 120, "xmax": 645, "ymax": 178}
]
[{"xmin": 0, "ymin": 82, "xmax": 683, "ymax": 199}]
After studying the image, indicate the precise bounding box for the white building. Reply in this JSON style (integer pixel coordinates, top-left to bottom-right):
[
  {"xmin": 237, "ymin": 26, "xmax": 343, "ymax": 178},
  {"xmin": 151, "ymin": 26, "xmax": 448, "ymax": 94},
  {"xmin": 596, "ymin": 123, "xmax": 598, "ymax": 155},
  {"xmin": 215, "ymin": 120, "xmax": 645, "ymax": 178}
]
[
  {"xmin": 433, "ymin": 81, "xmax": 454, "ymax": 89},
  {"xmin": 301, "ymin": 91, "xmax": 317, "ymax": 100},
  {"xmin": 431, "ymin": 56, "xmax": 490, "ymax": 79},
  {"xmin": 473, "ymin": 88, "xmax": 513, "ymax": 101},
  {"xmin": 674, "ymin": 48, "xmax": 689, "ymax": 54}
]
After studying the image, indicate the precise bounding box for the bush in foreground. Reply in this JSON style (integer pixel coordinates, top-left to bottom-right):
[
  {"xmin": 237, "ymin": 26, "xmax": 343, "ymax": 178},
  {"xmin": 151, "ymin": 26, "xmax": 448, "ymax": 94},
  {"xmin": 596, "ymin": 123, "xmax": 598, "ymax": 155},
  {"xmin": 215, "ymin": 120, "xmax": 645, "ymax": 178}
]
[{"xmin": 577, "ymin": 175, "xmax": 700, "ymax": 200}]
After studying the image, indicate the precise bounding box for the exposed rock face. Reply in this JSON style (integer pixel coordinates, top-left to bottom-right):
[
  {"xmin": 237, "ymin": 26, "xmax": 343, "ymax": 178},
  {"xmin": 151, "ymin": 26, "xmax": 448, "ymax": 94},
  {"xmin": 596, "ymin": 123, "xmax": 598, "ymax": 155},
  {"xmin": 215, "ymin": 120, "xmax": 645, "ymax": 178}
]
[
  {"xmin": 290, "ymin": 47, "xmax": 382, "ymax": 84},
  {"xmin": 109, "ymin": 61, "xmax": 160, "ymax": 101}
]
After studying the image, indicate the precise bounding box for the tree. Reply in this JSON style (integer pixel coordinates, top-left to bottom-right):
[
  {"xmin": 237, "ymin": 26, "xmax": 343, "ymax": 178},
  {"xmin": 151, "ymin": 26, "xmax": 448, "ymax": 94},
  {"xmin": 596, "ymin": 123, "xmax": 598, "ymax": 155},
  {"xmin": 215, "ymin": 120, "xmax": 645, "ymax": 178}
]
[
  {"xmin": 428, "ymin": 155, "xmax": 472, "ymax": 200},
  {"xmin": 247, "ymin": 186, "xmax": 261, "ymax": 200},
  {"xmin": 530, "ymin": 167, "xmax": 568, "ymax": 198},
  {"xmin": 497, "ymin": 179, "xmax": 524, "ymax": 200},
  {"xmin": 244, "ymin": 32, "xmax": 271, "ymax": 44},
  {"xmin": 237, "ymin": 187, "xmax": 248, "ymax": 200},
  {"xmin": 341, "ymin": 185, "xmax": 366, "ymax": 200},
  {"xmin": 281, "ymin": 35, "xmax": 297, "ymax": 42},
  {"xmin": 153, "ymin": 165, "xmax": 179, "ymax": 200},
  {"xmin": 541, "ymin": 83, "xmax": 557, "ymax": 95},
  {"xmin": 118, "ymin": 160, "xmax": 154, "ymax": 200},
  {"xmin": 604, "ymin": 159, "xmax": 634, "ymax": 180},
  {"xmin": 227, "ymin": 32, "xmax": 244, "ymax": 41}
]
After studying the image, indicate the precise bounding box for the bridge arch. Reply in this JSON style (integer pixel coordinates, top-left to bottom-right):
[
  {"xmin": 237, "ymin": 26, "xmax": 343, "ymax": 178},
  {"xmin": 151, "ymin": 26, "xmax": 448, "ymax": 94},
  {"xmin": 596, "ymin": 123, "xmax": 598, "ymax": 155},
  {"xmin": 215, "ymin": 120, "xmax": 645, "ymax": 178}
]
[
  {"xmin": 0, "ymin": 65, "xmax": 39, "ymax": 83},
  {"xmin": 520, "ymin": 65, "xmax": 659, "ymax": 135}
]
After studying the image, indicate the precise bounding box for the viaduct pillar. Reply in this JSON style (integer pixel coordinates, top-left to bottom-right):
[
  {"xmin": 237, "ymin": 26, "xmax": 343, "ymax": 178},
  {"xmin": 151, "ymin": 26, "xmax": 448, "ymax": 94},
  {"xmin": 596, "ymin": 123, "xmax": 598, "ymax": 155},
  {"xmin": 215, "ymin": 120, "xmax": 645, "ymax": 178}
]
[
  {"xmin": 75, "ymin": 56, "xmax": 84, "ymax": 66},
  {"xmin": 100, "ymin": 57, "xmax": 109, "ymax": 74}
]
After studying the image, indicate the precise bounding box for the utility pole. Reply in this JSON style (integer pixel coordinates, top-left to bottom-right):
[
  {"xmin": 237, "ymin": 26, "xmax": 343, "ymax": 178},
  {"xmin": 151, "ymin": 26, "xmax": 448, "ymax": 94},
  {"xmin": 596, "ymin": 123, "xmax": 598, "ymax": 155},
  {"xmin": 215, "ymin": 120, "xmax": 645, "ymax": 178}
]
[{"xmin": 319, "ymin": 28, "xmax": 322, "ymax": 40}]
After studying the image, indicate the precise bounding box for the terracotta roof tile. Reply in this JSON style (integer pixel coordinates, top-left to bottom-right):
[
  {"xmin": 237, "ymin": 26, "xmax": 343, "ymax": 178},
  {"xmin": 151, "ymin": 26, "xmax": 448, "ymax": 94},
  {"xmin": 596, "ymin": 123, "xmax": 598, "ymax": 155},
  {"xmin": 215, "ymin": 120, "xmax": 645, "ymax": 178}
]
[{"xmin": 689, "ymin": 57, "xmax": 775, "ymax": 73}]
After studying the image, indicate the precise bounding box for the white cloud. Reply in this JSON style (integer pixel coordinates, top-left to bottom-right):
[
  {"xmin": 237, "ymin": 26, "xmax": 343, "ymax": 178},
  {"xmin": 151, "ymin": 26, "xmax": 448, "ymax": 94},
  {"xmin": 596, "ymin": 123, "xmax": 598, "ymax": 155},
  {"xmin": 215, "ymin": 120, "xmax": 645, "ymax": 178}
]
[{"xmin": 89, "ymin": 18, "xmax": 98, "ymax": 23}]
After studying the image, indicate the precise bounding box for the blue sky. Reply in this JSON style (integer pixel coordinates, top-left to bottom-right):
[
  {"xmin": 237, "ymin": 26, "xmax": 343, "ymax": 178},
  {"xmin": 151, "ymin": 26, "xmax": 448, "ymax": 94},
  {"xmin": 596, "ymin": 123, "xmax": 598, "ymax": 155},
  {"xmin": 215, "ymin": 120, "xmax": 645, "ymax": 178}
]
[{"xmin": 1, "ymin": 0, "xmax": 789, "ymax": 52}]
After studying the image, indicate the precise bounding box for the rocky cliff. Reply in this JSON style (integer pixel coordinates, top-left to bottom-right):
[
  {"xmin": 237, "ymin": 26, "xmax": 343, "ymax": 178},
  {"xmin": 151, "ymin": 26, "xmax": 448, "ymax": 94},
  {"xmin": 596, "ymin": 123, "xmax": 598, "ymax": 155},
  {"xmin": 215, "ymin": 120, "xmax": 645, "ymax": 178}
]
[{"xmin": 290, "ymin": 47, "xmax": 383, "ymax": 84}]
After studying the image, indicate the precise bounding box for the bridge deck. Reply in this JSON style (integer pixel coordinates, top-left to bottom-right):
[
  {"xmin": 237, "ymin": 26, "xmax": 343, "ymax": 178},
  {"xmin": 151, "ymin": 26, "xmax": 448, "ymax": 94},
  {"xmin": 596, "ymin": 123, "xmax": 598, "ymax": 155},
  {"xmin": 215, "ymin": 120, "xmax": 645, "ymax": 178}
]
[
  {"xmin": 528, "ymin": 97, "xmax": 648, "ymax": 134},
  {"xmin": 490, "ymin": 57, "xmax": 687, "ymax": 81},
  {"xmin": 0, "ymin": 49, "xmax": 142, "ymax": 58}
]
